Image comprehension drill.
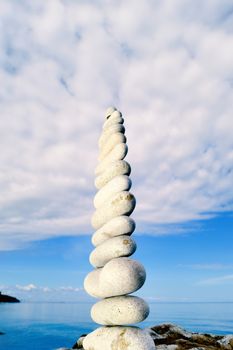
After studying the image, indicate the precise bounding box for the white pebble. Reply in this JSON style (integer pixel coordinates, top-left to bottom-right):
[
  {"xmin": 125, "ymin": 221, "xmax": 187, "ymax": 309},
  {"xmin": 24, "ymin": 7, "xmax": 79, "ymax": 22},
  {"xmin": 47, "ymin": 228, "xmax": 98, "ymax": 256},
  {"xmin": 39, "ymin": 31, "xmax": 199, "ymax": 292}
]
[
  {"xmin": 94, "ymin": 175, "xmax": 131, "ymax": 209},
  {"xmin": 91, "ymin": 191, "xmax": 136, "ymax": 229},
  {"xmin": 98, "ymin": 132, "xmax": 126, "ymax": 162},
  {"xmin": 91, "ymin": 295, "xmax": 149, "ymax": 325},
  {"xmin": 103, "ymin": 116, "xmax": 124, "ymax": 131},
  {"xmin": 95, "ymin": 160, "xmax": 131, "ymax": 189},
  {"xmin": 105, "ymin": 106, "xmax": 116, "ymax": 118},
  {"xmin": 92, "ymin": 215, "xmax": 135, "ymax": 246},
  {"xmin": 98, "ymin": 124, "xmax": 125, "ymax": 149},
  {"xmin": 95, "ymin": 143, "xmax": 128, "ymax": 175},
  {"xmin": 83, "ymin": 326, "xmax": 155, "ymax": 350},
  {"xmin": 89, "ymin": 235, "xmax": 136, "ymax": 268},
  {"xmin": 84, "ymin": 257, "xmax": 146, "ymax": 298}
]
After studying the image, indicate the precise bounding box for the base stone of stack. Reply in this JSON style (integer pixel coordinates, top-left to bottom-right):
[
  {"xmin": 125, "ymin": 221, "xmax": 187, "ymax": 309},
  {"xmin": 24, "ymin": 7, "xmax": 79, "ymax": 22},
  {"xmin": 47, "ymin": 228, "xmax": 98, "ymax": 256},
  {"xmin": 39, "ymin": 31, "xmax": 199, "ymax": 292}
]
[{"xmin": 82, "ymin": 326, "xmax": 155, "ymax": 350}]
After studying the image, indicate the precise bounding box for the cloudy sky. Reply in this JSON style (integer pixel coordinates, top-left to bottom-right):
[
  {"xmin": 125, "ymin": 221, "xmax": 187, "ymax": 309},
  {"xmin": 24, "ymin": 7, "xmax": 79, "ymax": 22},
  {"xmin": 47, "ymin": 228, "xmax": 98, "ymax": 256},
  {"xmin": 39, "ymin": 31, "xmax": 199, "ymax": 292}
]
[{"xmin": 0, "ymin": 0, "xmax": 233, "ymax": 302}]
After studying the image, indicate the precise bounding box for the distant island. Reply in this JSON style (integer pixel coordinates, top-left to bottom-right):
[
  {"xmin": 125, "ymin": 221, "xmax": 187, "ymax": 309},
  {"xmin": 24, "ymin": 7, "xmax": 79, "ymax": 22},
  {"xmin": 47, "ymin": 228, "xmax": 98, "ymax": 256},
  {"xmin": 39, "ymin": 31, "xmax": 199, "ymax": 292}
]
[{"xmin": 0, "ymin": 291, "xmax": 20, "ymax": 303}]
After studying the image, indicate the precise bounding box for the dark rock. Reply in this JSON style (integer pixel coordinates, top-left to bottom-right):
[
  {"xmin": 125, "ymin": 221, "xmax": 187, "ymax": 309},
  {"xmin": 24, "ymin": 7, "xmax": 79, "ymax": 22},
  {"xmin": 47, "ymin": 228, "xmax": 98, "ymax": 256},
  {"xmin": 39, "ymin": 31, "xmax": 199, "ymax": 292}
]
[
  {"xmin": 0, "ymin": 291, "xmax": 20, "ymax": 303},
  {"xmin": 150, "ymin": 324, "xmax": 233, "ymax": 350},
  {"xmin": 0, "ymin": 332, "xmax": 5, "ymax": 335}
]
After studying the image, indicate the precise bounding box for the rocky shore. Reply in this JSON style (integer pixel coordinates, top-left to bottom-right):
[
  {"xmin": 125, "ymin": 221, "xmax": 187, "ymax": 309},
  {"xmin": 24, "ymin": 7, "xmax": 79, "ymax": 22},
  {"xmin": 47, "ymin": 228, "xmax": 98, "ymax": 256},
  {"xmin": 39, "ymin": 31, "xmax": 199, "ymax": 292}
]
[
  {"xmin": 0, "ymin": 292, "xmax": 20, "ymax": 303},
  {"xmin": 58, "ymin": 324, "xmax": 233, "ymax": 350}
]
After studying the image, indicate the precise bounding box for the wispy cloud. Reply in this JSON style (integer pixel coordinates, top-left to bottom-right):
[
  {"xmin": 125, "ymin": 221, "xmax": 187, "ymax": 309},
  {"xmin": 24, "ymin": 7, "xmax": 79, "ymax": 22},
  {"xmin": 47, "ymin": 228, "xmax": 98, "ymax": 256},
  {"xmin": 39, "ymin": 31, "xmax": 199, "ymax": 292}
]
[
  {"xmin": 197, "ymin": 274, "xmax": 233, "ymax": 286},
  {"xmin": 0, "ymin": 0, "xmax": 233, "ymax": 250},
  {"xmin": 179, "ymin": 263, "xmax": 233, "ymax": 270},
  {"xmin": 1, "ymin": 284, "xmax": 86, "ymax": 302}
]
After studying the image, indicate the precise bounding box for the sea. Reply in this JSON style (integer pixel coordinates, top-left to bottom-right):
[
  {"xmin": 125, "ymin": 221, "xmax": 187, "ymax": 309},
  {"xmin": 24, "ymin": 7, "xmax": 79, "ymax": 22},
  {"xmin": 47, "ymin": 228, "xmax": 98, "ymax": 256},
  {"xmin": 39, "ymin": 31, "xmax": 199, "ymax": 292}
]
[{"xmin": 0, "ymin": 302, "xmax": 233, "ymax": 350}]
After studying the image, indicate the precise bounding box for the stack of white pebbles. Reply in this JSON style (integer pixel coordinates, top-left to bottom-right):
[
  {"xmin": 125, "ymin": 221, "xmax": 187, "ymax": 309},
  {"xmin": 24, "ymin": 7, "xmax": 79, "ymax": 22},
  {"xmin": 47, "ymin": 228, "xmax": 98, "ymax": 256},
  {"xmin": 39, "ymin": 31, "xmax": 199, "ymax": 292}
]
[{"xmin": 83, "ymin": 107, "xmax": 155, "ymax": 350}]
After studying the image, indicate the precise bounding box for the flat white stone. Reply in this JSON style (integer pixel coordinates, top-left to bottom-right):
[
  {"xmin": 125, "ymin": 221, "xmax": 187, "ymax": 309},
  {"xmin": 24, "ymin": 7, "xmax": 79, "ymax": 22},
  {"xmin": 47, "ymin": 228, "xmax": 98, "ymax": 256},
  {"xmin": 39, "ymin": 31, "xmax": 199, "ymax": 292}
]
[
  {"xmin": 98, "ymin": 124, "xmax": 125, "ymax": 149},
  {"xmin": 84, "ymin": 257, "xmax": 146, "ymax": 298},
  {"xmin": 83, "ymin": 326, "xmax": 155, "ymax": 350},
  {"xmin": 91, "ymin": 295, "xmax": 149, "ymax": 325},
  {"xmin": 91, "ymin": 191, "xmax": 136, "ymax": 229},
  {"xmin": 95, "ymin": 160, "xmax": 131, "ymax": 189},
  {"xmin": 92, "ymin": 215, "xmax": 136, "ymax": 246},
  {"xmin": 89, "ymin": 235, "xmax": 136, "ymax": 268},
  {"xmin": 105, "ymin": 106, "xmax": 116, "ymax": 119},
  {"xmin": 95, "ymin": 143, "xmax": 128, "ymax": 175},
  {"xmin": 98, "ymin": 132, "xmax": 126, "ymax": 162},
  {"xmin": 103, "ymin": 116, "xmax": 124, "ymax": 131},
  {"xmin": 94, "ymin": 175, "xmax": 131, "ymax": 209}
]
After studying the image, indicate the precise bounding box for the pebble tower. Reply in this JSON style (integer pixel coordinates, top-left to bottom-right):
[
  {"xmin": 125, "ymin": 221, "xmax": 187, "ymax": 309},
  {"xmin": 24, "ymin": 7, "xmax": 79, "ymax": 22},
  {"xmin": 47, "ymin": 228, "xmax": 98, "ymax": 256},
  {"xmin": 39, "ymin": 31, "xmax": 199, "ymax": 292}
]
[{"xmin": 83, "ymin": 107, "xmax": 155, "ymax": 350}]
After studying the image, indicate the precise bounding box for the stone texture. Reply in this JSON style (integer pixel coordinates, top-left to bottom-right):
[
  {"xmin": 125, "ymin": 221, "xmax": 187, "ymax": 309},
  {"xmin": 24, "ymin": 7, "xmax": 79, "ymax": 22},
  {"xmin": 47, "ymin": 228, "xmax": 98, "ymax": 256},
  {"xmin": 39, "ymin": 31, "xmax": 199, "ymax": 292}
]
[
  {"xmin": 105, "ymin": 106, "xmax": 116, "ymax": 118},
  {"xmin": 69, "ymin": 324, "xmax": 233, "ymax": 350},
  {"xmin": 92, "ymin": 215, "xmax": 136, "ymax": 246},
  {"xmin": 84, "ymin": 257, "xmax": 146, "ymax": 298},
  {"xmin": 110, "ymin": 110, "xmax": 122, "ymax": 119},
  {"xmin": 99, "ymin": 124, "xmax": 125, "ymax": 149},
  {"xmin": 82, "ymin": 326, "xmax": 155, "ymax": 350},
  {"xmin": 95, "ymin": 160, "xmax": 131, "ymax": 189},
  {"xmin": 95, "ymin": 143, "xmax": 128, "ymax": 175},
  {"xmin": 150, "ymin": 324, "xmax": 233, "ymax": 350},
  {"xmin": 91, "ymin": 295, "xmax": 149, "ymax": 325},
  {"xmin": 91, "ymin": 191, "xmax": 136, "ymax": 229},
  {"xmin": 98, "ymin": 132, "xmax": 126, "ymax": 161},
  {"xmin": 94, "ymin": 175, "xmax": 131, "ymax": 209},
  {"xmin": 89, "ymin": 235, "xmax": 136, "ymax": 268},
  {"xmin": 103, "ymin": 116, "xmax": 124, "ymax": 130}
]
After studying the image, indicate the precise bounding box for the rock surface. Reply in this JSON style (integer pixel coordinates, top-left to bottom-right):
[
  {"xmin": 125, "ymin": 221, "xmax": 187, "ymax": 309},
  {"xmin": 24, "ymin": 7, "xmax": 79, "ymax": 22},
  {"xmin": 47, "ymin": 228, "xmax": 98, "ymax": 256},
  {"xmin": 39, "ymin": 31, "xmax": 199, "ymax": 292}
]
[
  {"xmin": 94, "ymin": 160, "xmax": 131, "ymax": 189},
  {"xmin": 91, "ymin": 295, "xmax": 149, "ymax": 325},
  {"xmin": 93, "ymin": 175, "xmax": 131, "ymax": 209},
  {"xmin": 91, "ymin": 191, "xmax": 136, "ymax": 229},
  {"xmin": 89, "ymin": 235, "xmax": 136, "ymax": 268},
  {"xmin": 84, "ymin": 257, "xmax": 146, "ymax": 298},
  {"xmin": 150, "ymin": 324, "xmax": 233, "ymax": 350},
  {"xmin": 68, "ymin": 324, "xmax": 233, "ymax": 350},
  {"xmin": 83, "ymin": 326, "xmax": 155, "ymax": 350},
  {"xmin": 92, "ymin": 215, "xmax": 135, "ymax": 247},
  {"xmin": 0, "ymin": 292, "xmax": 20, "ymax": 303}
]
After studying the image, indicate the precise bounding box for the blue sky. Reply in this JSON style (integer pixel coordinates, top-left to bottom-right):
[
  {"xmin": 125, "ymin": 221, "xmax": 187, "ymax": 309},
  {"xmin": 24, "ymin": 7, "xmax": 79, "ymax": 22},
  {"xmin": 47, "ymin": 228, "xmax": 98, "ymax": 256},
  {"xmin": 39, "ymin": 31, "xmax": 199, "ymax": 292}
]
[
  {"xmin": 0, "ymin": 0, "xmax": 233, "ymax": 302},
  {"xmin": 1, "ymin": 213, "xmax": 233, "ymax": 302}
]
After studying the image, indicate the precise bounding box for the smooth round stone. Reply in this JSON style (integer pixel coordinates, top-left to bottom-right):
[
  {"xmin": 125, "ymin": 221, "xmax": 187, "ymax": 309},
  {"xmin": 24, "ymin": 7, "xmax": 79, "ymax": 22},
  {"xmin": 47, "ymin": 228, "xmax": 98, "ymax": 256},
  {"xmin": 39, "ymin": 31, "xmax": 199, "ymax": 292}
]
[
  {"xmin": 105, "ymin": 106, "xmax": 117, "ymax": 119},
  {"xmin": 84, "ymin": 257, "xmax": 146, "ymax": 298},
  {"xmin": 95, "ymin": 143, "xmax": 128, "ymax": 175},
  {"xmin": 98, "ymin": 124, "xmax": 125, "ymax": 149},
  {"xmin": 95, "ymin": 160, "xmax": 131, "ymax": 189},
  {"xmin": 94, "ymin": 175, "xmax": 131, "ymax": 209},
  {"xmin": 91, "ymin": 191, "xmax": 136, "ymax": 230},
  {"xmin": 89, "ymin": 235, "xmax": 136, "ymax": 268},
  {"xmin": 103, "ymin": 115, "xmax": 124, "ymax": 131},
  {"xmin": 92, "ymin": 215, "xmax": 136, "ymax": 246},
  {"xmin": 98, "ymin": 132, "xmax": 126, "ymax": 162},
  {"xmin": 83, "ymin": 326, "xmax": 155, "ymax": 350},
  {"xmin": 91, "ymin": 296, "xmax": 149, "ymax": 325},
  {"xmin": 110, "ymin": 110, "xmax": 122, "ymax": 119}
]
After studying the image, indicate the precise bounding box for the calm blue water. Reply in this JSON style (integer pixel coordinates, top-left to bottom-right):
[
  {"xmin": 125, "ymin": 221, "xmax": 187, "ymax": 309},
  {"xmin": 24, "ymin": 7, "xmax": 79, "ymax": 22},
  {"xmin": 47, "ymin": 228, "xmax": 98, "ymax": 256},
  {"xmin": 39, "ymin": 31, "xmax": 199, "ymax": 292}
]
[{"xmin": 0, "ymin": 302, "xmax": 233, "ymax": 350}]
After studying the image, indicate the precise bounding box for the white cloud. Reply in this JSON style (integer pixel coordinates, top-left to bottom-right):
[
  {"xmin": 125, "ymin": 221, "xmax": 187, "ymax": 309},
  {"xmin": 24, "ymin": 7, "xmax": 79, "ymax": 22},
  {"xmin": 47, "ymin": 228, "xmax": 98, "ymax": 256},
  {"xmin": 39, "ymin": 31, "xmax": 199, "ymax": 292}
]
[
  {"xmin": 1, "ymin": 284, "xmax": 86, "ymax": 302},
  {"xmin": 0, "ymin": 0, "xmax": 233, "ymax": 250},
  {"xmin": 16, "ymin": 283, "xmax": 37, "ymax": 291},
  {"xmin": 197, "ymin": 274, "xmax": 233, "ymax": 286},
  {"xmin": 179, "ymin": 263, "xmax": 233, "ymax": 270}
]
